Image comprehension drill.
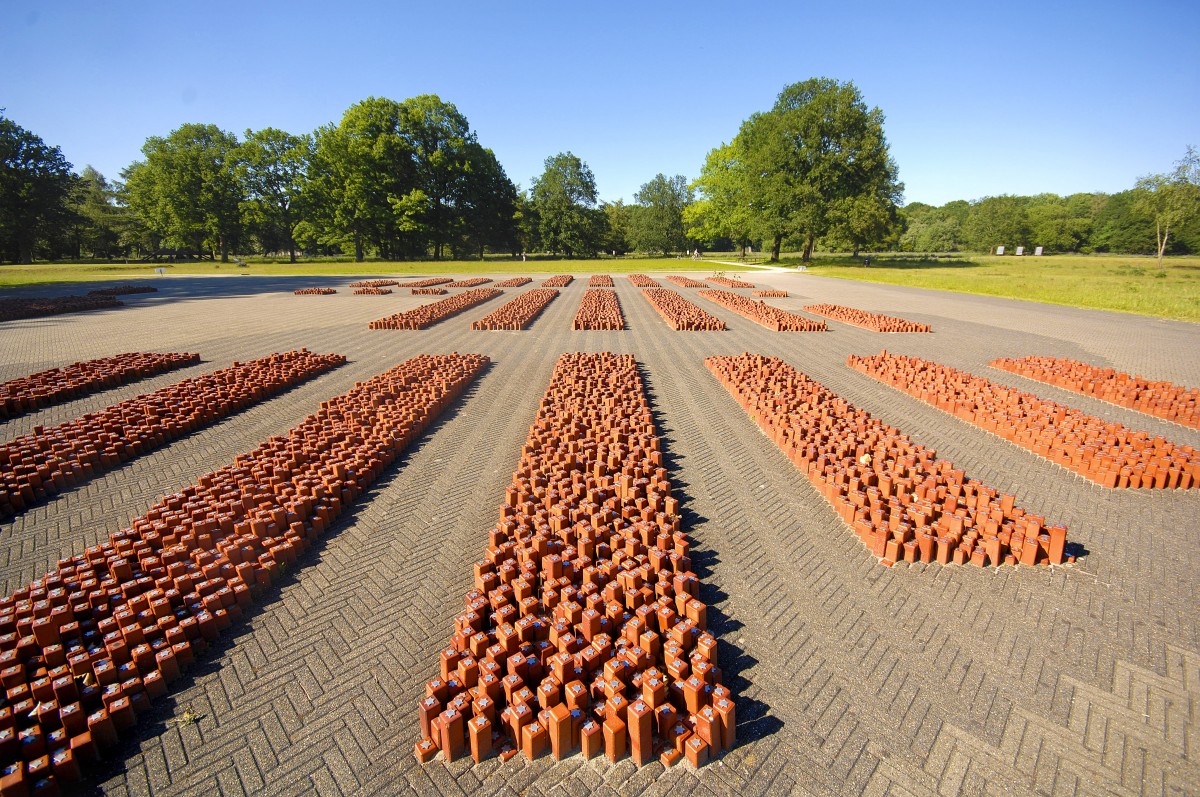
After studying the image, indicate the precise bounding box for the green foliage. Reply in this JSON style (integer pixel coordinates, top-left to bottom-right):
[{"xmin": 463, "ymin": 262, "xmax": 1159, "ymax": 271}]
[
  {"xmin": 123, "ymin": 123, "xmax": 243, "ymax": 261},
  {"xmin": 305, "ymin": 97, "xmax": 418, "ymax": 260},
  {"xmin": 630, "ymin": 173, "xmax": 692, "ymax": 254},
  {"xmin": 1135, "ymin": 146, "xmax": 1200, "ymax": 264},
  {"xmin": 687, "ymin": 143, "xmax": 755, "ymax": 253},
  {"xmin": 1089, "ymin": 190, "xmax": 1155, "ymax": 254},
  {"xmin": 529, "ymin": 152, "xmax": 606, "ymax": 257},
  {"xmin": 897, "ymin": 201, "xmax": 968, "ymax": 252},
  {"xmin": 693, "ymin": 77, "xmax": 901, "ymax": 261},
  {"xmin": 513, "ymin": 192, "xmax": 539, "ymax": 253},
  {"xmin": 962, "ymin": 195, "xmax": 1030, "ymax": 252},
  {"xmin": 902, "ymin": 150, "xmax": 1199, "ymax": 258},
  {"xmin": 301, "ymin": 95, "xmax": 519, "ymax": 261},
  {"xmin": 236, "ymin": 128, "xmax": 311, "ymax": 262},
  {"xmin": 69, "ymin": 166, "xmax": 139, "ymax": 259},
  {"xmin": 0, "ymin": 115, "xmax": 77, "ymax": 263},
  {"xmin": 1025, "ymin": 197, "xmax": 1091, "ymax": 253},
  {"xmin": 455, "ymin": 145, "xmax": 519, "ymax": 258},
  {"xmin": 823, "ymin": 193, "xmax": 901, "ymax": 255},
  {"xmin": 599, "ymin": 200, "xmax": 633, "ymax": 254}
]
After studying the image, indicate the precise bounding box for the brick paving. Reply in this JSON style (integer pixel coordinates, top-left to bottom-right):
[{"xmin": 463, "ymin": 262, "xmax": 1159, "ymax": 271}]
[{"xmin": 0, "ymin": 270, "xmax": 1197, "ymax": 796}]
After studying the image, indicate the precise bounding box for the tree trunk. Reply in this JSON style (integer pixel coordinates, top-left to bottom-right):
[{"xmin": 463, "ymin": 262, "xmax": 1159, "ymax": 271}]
[
  {"xmin": 354, "ymin": 232, "xmax": 364, "ymax": 263},
  {"xmin": 219, "ymin": 236, "xmax": 229, "ymax": 263},
  {"xmin": 479, "ymin": 243, "xmax": 485, "ymax": 260},
  {"xmin": 771, "ymin": 235, "xmax": 782, "ymax": 262},
  {"xmin": 802, "ymin": 232, "xmax": 815, "ymax": 262},
  {"xmin": 284, "ymin": 211, "xmax": 297, "ymax": 263},
  {"xmin": 1156, "ymin": 221, "xmax": 1169, "ymax": 266}
]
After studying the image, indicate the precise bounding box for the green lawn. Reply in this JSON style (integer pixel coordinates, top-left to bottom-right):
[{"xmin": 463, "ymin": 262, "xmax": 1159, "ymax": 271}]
[
  {"xmin": 790, "ymin": 253, "xmax": 1200, "ymax": 323},
  {"xmin": 0, "ymin": 256, "xmax": 751, "ymax": 289}
]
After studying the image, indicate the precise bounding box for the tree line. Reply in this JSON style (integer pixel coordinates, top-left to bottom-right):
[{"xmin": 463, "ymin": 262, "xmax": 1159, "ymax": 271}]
[
  {"xmin": 2, "ymin": 83, "xmax": 1197, "ymax": 264},
  {"xmin": 900, "ymin": 163, "xmax": 1200, "ymax": 260}
]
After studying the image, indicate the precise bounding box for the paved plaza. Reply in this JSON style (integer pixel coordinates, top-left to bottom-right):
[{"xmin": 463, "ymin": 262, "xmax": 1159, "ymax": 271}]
[{"xmin": 1, "ymin": 270, "xmax": 1197, "ymax": 796}]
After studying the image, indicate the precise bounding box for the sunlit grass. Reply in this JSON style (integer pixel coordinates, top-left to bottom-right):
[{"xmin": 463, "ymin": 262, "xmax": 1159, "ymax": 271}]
[
  {"xmin": 791, "ymin": 253, "xmax": 1200, "ymax": 323},
  {"xmin": 0, "ymin": 256, "xmax": 752, "ymax": 289}
]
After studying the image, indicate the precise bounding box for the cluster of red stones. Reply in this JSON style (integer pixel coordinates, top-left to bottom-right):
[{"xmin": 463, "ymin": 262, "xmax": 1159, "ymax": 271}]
[
  {"xmin": 411, "ymin": 288, "xmax": 448, "ymax": 295},
  {"xmin": 399, "ymin": 278, "xmax": 454, "ymax": 288},
  {"xmin": 369, "ymin": 288, "xmax": 502, "ymax": 330},
  {"xmin": 471, "ymin": 290, "xmax": 560, "ymax": 331},
  {"xmin": 698, "ymin": 290, "xmax": 826, "ymax": 332},
  {"xmin": 640, "ymin": 290, "xmax": 726, "ymax": 331},
  {"xmin": 446, "ymin": 278, "xmax": 494, "ymax": 288},
  {"xmin": 991, "ymin": 356, "xmax": 1200, "ymax": 431},
  {"xmin": 588, "ymin": 275, "xmax": 614, "ymax": 287},
  {"xmin": 494, "ymin": 278, "xmax": 532, "ymax": 288},
  {"xmin": 414, "ymin": 353, "xmax": 734, "ymax": 769},
  {"xmin": 541, "ymin": 275, "xmax": 574, "ymax": 288},
  {"xmin": 751, "ymin": 290, "xmax": 788, "ymax": 298},
  {"xmin": 352, "ymin": 288, "xmax": 392, "ymax": 295},
  {"xmin": 0, "ymin": 353, "xmax": 200, "ymax": 421},
  {"xmin": 663, "ymin": 276, "xmax": 706, "ymax": 288},
  {"xmin": 86, "ymin": 286, "xmax": 157, "ymax": 298},
  {"xmin": 0, "ymin": 353, "xmax": 488, "ymax": 793},
  {"xmin": 627, "ymin": 275, "xmax": 659, "ymax": 288},
  {"xmin": 349, "ymin": 280, "xmax": 398, "ymax": 288},
  {"xmin": 0, "ymin": 296, "xmax": 122, "ymax": 323},
  {"xmin": 849, "ymin": 352, "xmax": 1200, "ymax": 489},
  {"xmin": 803, "ymin": 304, "xmax": 930, "ymax": 333},
  {"xmin": 705, "ymin": 276, "xmax": 754, "ymax": 289},
  {"xmin": 293, "ymin": 287, "xmax": 337, "ymax": 296},
  {"xmin": 572, "ymin": 290, "xmax": 624, "ymax": 331},
  {"xmin": 706, "ymin": 354, "xmax": 1070, "ymax": 567},
  {"xmin": 0, "ymin": 351, "xmax": 346, "ymax": 520}
]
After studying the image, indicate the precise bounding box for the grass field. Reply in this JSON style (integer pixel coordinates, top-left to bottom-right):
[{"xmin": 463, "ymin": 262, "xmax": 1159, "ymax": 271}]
[
  {"xmin": 0, "ymin": 256, "xmax": 748, "ymax": 289},
  {"xmin": 790, "ymin": 253, "xmax": 1200, "ymax": 323}
]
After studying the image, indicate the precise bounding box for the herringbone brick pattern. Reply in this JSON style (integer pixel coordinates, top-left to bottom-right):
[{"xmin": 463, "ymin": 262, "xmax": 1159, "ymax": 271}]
[{"xmin": 0, "ymin": 272, "xmax": 1196, "ymax": 796}]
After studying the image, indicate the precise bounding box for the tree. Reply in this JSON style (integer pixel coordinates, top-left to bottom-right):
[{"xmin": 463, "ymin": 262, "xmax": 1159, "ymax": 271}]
[
  {"xmin": 687, "ymin": 143, "xmax": 755, "ymax": 255},
  {"xmin": 301, "ymin": 95, "xmax": 513, "ymax": 261},
  {"xmin": 513, "ymin": 191, "xmax": 539, "ymax": 254},
  {"xmin": 0, "ymin": 115, "xmax": 77, "ymax": 263},
  {"xmin": 236, "ymin": 128, "xmax": 310, "ymax": 262},
  {"xmin": 1090, "ymin": 191, "xmax": 1155, "ymax": 254},
  {"xmin": 71, "ymin": 166, "xmax": 132, "ymax": 259},
  {"xmin": 1135, "ymin": 146, "xmax": 1200, "ymax": 266},
  {"xmin": 393, "ymin": 95, "xmax": 479, "ymax": 260},
  {"xmin": 600, "ymin": 200, "xmax": 633, "ymax": 254},
  {"xmin": 630, "ymin": 173, "xmax": 692, "ymax": 254},
  {"xmin": 529, "ymin": 152, "xmax": 605, "ymax": 257},
  {"xmin": 695, "ymin": 78, "xmax": 901, "ymax": 262},
  {"xmin": 824, "ymin": 193, "xmax": 900, "ymax": 255},
  {"xmin": 962, "ymin": 195, "xmax": 1030, "ymax": 252},
  {"xmin": 1025, "ymin": 194, "xmax": 1091, "ymax": 253},
  {"xmin": 304, "ymin": 98, "xmax": 417, "ymax": 261},
  {"xmin": 455, "ymin": 144, "xmax": 518, "ymax": 259},
  {"xmin": 123, "ymin": 123, "xmax": 243, "ymax": 261}
]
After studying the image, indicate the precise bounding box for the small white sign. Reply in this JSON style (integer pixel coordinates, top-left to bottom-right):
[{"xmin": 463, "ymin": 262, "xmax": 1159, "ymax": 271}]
[
  {"xmin": 1015, "ymin": 246, "xmax": 1025, "ymax": 256},
  {"xmin": 1034, "ymin": 246, "xmax": 1043, "ymax": 256},
  {"xmin": 155, "ymin": 267, "xmax": 166, "ymax": 276},
  {"xmin": 996, "ymin": 245, "xmax": 1005, "ymax": 255}
]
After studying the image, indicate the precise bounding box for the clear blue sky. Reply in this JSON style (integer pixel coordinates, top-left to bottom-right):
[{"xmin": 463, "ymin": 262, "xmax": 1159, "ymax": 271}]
[{"xmin": 3, "ymin": 0, "xmax": 1197, "ymax": 206}]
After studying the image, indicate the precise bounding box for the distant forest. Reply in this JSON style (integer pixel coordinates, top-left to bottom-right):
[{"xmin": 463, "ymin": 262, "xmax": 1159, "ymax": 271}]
[
  {"xmin": 3, "ymin": 84, "xmax": 1197, "ymax": 264},
  {"xmin": 897, "ymin": 192, "xmax": 1199, "ymax": 256}
]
